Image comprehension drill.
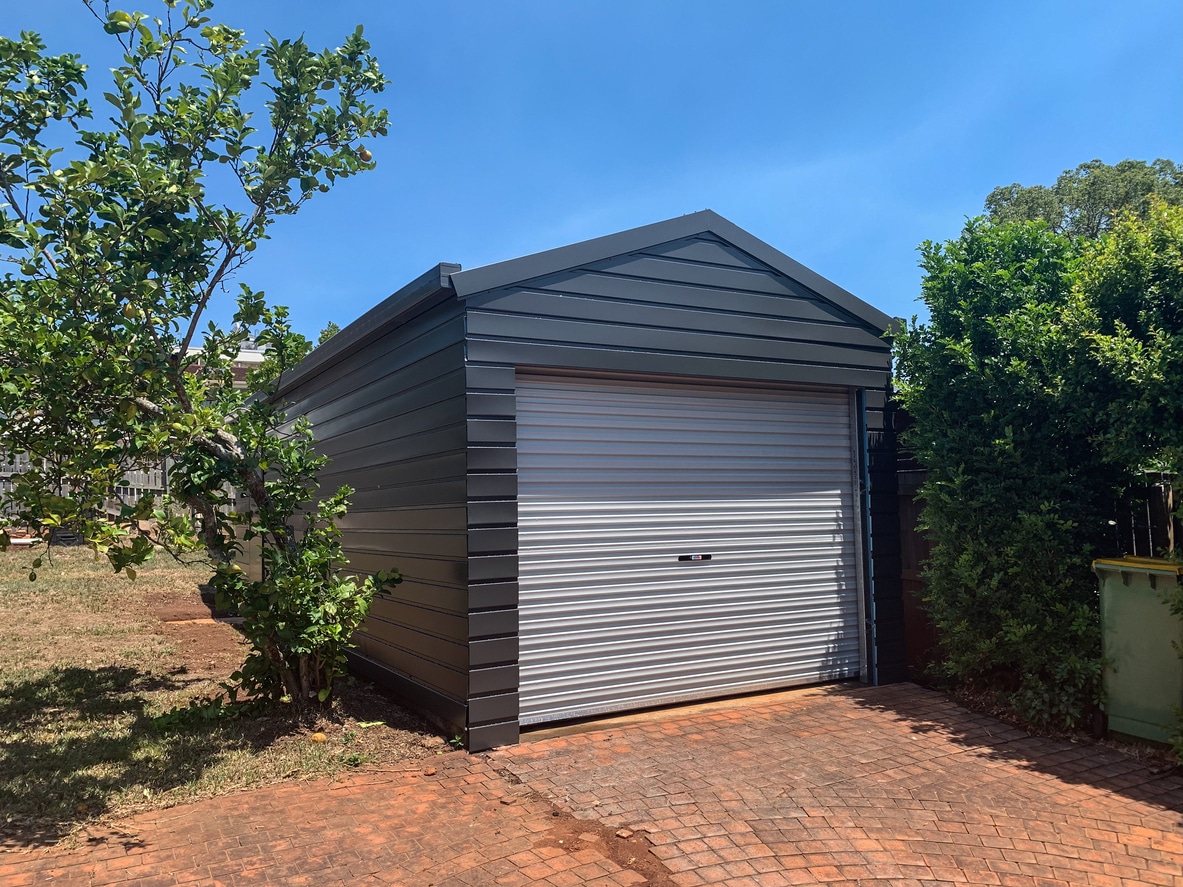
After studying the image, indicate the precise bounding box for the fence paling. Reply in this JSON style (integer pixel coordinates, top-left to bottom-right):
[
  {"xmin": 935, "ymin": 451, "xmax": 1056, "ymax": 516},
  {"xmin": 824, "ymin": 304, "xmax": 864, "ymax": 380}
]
[
  {"xmin": 1115, "ymin": 477, "xmax": 1181, "ymax": 559},
  {"xmin": 1, "ymin": 453, "xmax": 171, "ymax": 517}
]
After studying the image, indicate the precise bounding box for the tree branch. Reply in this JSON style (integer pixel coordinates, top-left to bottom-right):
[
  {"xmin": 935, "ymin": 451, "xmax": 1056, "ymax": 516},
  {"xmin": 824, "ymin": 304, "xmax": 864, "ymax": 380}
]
[
  {"xmin": 0, "ymin": 172, "xmax": 59, "ymax": 275},
  {"xmin": 177, "ymin": 202, "xmax": 266, "ymax": 357},
  {"xmin": 131, "ymin": 396, "xmax": 241, "ymax": 461}
]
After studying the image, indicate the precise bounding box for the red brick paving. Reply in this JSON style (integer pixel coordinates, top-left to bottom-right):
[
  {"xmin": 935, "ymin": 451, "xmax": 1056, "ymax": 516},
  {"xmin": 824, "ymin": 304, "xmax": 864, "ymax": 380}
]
[
  {"xmin": 0, "ymin": 754, "xmax": 648, "ymax": 887},
  {"xmin": 494, "ymin": 684, "xmax": 1183, "ymax": 886},
  {"xmin": 3, "ymin": 684, "xmax": 1182, "ymax": 886}
]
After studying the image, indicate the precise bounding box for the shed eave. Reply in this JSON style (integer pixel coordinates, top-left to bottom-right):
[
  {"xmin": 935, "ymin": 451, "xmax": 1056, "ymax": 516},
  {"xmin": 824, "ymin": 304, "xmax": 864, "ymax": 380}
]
[{"xmin": 274, "ymin": 262, "xmax": 460, "ymax": 398}]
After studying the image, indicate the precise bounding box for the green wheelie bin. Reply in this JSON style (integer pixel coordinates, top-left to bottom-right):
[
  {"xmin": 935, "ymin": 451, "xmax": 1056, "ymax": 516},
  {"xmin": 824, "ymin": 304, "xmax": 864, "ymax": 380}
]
[{"xmin": 1093, "ymin": 557, "xmax": 1183, "ymax": 743}]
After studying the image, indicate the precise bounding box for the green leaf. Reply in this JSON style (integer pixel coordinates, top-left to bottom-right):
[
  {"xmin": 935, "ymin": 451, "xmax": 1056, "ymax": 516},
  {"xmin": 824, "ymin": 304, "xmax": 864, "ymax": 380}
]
[{"xmin": 104, "ymin": 11, "xmax": 135, "ymax": 34}]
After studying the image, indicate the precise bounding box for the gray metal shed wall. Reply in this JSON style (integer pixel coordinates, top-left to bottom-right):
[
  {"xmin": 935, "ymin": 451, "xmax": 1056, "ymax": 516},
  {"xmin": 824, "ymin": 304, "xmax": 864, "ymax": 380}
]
[
  {"xmin": 463, "ymin": 233, "xmax": 891, "ymax": 388},
  {"xmin": 261, "ymin": 222, "xmax": 900, "ymax": 749},
  {"xmin": 464, "ymin": 363, "xmax": 522, "ymax": 749},
  {"xmin": 276, "ymin": 294, "xmax": 470, "ymax": 729},
  {"xmin": 460, "ymin": 233, "xmax": 898, "ymax": 749}
]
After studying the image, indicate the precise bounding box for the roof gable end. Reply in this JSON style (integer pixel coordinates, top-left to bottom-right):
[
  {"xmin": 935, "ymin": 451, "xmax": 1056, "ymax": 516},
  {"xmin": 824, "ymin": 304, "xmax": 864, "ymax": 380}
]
[{"xmin": 450, "ymin": 210, "xmax": 892, "ymax": 334}]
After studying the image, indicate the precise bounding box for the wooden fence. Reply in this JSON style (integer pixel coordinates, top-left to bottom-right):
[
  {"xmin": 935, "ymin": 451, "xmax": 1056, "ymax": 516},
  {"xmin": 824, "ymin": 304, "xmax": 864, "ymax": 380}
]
[
  {"xmin": 0, "ymin": 454, "xmax": 171, "ymax": 518},
  {"xmin": 1113, "ymin": 474, "xmax": 1179, "ymax": 558}
]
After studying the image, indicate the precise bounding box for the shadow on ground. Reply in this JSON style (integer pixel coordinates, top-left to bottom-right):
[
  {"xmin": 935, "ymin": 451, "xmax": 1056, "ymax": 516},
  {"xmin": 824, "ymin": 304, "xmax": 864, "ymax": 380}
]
[
  {"xmin": 841, "ymin": 682, "xmax": 1183, "ymax": 819},
  {"xmin": 0, "ymin": 664, "xmax": 301, "ymax": 848}
]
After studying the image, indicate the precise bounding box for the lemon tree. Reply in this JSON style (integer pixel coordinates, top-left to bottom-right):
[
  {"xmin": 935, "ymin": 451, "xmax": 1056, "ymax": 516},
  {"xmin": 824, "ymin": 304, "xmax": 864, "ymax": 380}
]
[{"xmin": 0, "ymin": 0, "xmax": 396, "ymax": 705}]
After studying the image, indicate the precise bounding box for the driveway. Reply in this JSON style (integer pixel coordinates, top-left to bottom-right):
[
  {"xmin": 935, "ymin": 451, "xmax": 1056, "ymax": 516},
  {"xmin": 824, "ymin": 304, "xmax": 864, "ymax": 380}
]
[
  {"xmin": 2, "ymin": 684, "xmax": 1181, "ymax": 886},
  {"xmin": 495, "ymin": 684, "xmax": 1183, "ymax": 886}
]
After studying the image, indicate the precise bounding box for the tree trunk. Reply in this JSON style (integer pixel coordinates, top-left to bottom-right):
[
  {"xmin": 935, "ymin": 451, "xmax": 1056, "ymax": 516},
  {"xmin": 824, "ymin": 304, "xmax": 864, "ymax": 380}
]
[
  {"xmin": 265, "ymin": 637, "xmax": 299, "ymax": 700},
  {"xmin": 298, "ymin": 653, "xmax": 311, "ymax": 703}
]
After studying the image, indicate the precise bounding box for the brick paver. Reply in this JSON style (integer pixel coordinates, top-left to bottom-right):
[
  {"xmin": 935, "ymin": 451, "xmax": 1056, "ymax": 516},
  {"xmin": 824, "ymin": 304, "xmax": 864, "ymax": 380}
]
[
  {"xmin": 3, "ymin": 684, "xmax": 1181, "ymax": 886},
  {"xmin": 0, "ymin": 754, "xmax": 650, "ymax": 887},
  {"xmin": 495, "ymin": 684, "xmax": 1183, "ymax": 887}
]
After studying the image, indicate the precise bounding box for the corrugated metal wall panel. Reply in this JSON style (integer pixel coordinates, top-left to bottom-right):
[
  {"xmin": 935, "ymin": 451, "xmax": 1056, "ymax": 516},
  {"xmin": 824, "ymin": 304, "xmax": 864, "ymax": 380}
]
[
  {"xmin": 462, "ymin": 232, "xmax": 894, "ymax": 392},
  {"xmin": 464, "ymin": 363, "xmax": 522, "ymax": 749},
  {"xmin": 542, "ymin": 271, "xmax": 852, "ymax": 324},
  {"xmin": 466, "ymin": 311, "xmax": 890, "ymax": 372},
  {"xmin": 465, "ymin": 340, "xmax": 888, "ymax": 390},
  {"xmin": 271, "ymin": 293, "xmax": 470, "ymax": 727},
  {"xmin": 470, "ymin": 289, "xmax": 886, "ymax": 349},
  {"xmin": 516, "ymin": 375, "xmax": 862, "ymax": 724}
]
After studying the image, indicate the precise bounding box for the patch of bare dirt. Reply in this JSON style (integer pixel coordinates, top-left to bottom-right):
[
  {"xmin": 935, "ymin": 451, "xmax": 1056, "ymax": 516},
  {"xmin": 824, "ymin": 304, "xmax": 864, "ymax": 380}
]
[
  {"xmin": 530, "ymin": 816, "xmax": 679, "ymax": 887},
  {"xmin": 145, "ymin": 578, "xmax": 449, "ymax": 765},
  {"xmin": 153, "ymin": 589, "xmax": 247, "ymax": 685}
]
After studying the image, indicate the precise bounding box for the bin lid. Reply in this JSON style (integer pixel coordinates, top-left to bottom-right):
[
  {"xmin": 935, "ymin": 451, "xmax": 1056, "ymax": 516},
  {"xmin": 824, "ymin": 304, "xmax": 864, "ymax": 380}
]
[{"xmin": 1092, "ymin": 556, "xmax": 1183, "ymax": 576}]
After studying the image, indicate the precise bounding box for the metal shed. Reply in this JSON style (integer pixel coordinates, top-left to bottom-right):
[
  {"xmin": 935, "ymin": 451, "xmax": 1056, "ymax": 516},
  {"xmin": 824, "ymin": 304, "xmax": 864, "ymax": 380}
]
[{"xmin": 274, "ymin": 210, "xmax": 904, "ymax": 750}]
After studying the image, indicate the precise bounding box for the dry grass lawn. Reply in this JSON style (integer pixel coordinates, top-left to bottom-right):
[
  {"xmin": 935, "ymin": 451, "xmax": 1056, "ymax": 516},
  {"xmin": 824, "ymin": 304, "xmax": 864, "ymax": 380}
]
[{"xmin": 0, "ymin": 545, "xmax": 447, "ymax": 850}]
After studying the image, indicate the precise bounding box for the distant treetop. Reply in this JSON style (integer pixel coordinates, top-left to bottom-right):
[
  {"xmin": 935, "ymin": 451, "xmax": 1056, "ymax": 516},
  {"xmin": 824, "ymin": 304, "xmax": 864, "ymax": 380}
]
[
  {"xmin": 984, "ymin": 158, "xmax": 1183, "ymax": 239},
  {"xmin": 318, "ymin": 322, "xmax": 341, "ymax": 345}
]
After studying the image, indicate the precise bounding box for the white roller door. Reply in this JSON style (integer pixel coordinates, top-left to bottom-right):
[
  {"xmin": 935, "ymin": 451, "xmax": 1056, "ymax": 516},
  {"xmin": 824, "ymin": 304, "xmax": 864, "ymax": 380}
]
[{"xmin": 516, "ymin": 374, "xmax": 863, "ymax": 725}]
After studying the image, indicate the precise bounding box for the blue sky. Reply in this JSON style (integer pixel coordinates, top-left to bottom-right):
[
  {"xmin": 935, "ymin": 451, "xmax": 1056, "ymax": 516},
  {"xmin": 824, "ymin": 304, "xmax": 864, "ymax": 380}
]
[{"xmin": 7, "ymin": 1, "xmax": 1182, "ymax": 337}]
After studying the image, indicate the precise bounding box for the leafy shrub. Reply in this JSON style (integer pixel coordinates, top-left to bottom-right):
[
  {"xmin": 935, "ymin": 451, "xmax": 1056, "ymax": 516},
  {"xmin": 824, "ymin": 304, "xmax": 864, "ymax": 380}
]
[
  {"xmin": 900, "ymin": 202, "xmax": 1183, "ymax": 732},
  {"xmin": 211, "ymin": 485, "xmax": 397, "ymax": 705},
  {"xmin": 897, "ymin": 219, "xmax": 1115, "ymax": 728}
]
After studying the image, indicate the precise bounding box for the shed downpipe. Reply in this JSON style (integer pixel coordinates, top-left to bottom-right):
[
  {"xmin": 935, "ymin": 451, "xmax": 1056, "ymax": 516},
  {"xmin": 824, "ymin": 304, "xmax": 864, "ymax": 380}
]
[{"xmin": 856, "ymin": 389, "xmax": 878, "ymax": 685}]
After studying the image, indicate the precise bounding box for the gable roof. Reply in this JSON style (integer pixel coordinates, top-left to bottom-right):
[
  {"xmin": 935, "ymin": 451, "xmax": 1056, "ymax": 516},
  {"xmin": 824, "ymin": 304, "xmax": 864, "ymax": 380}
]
[
  {"xmin": 275, "ymin": 210, "xmax": 891, "ymax": 397},
  {"xmin": 450, "ymin": 209, "xmax": 892, "ymax": 333}
]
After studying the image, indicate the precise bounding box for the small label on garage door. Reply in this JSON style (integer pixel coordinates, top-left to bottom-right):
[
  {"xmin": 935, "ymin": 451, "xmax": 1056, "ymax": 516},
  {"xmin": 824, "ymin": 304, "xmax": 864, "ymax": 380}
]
[{"xmin": 677, "ymin": 554, "xmax": 712, "ymax": 562}]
